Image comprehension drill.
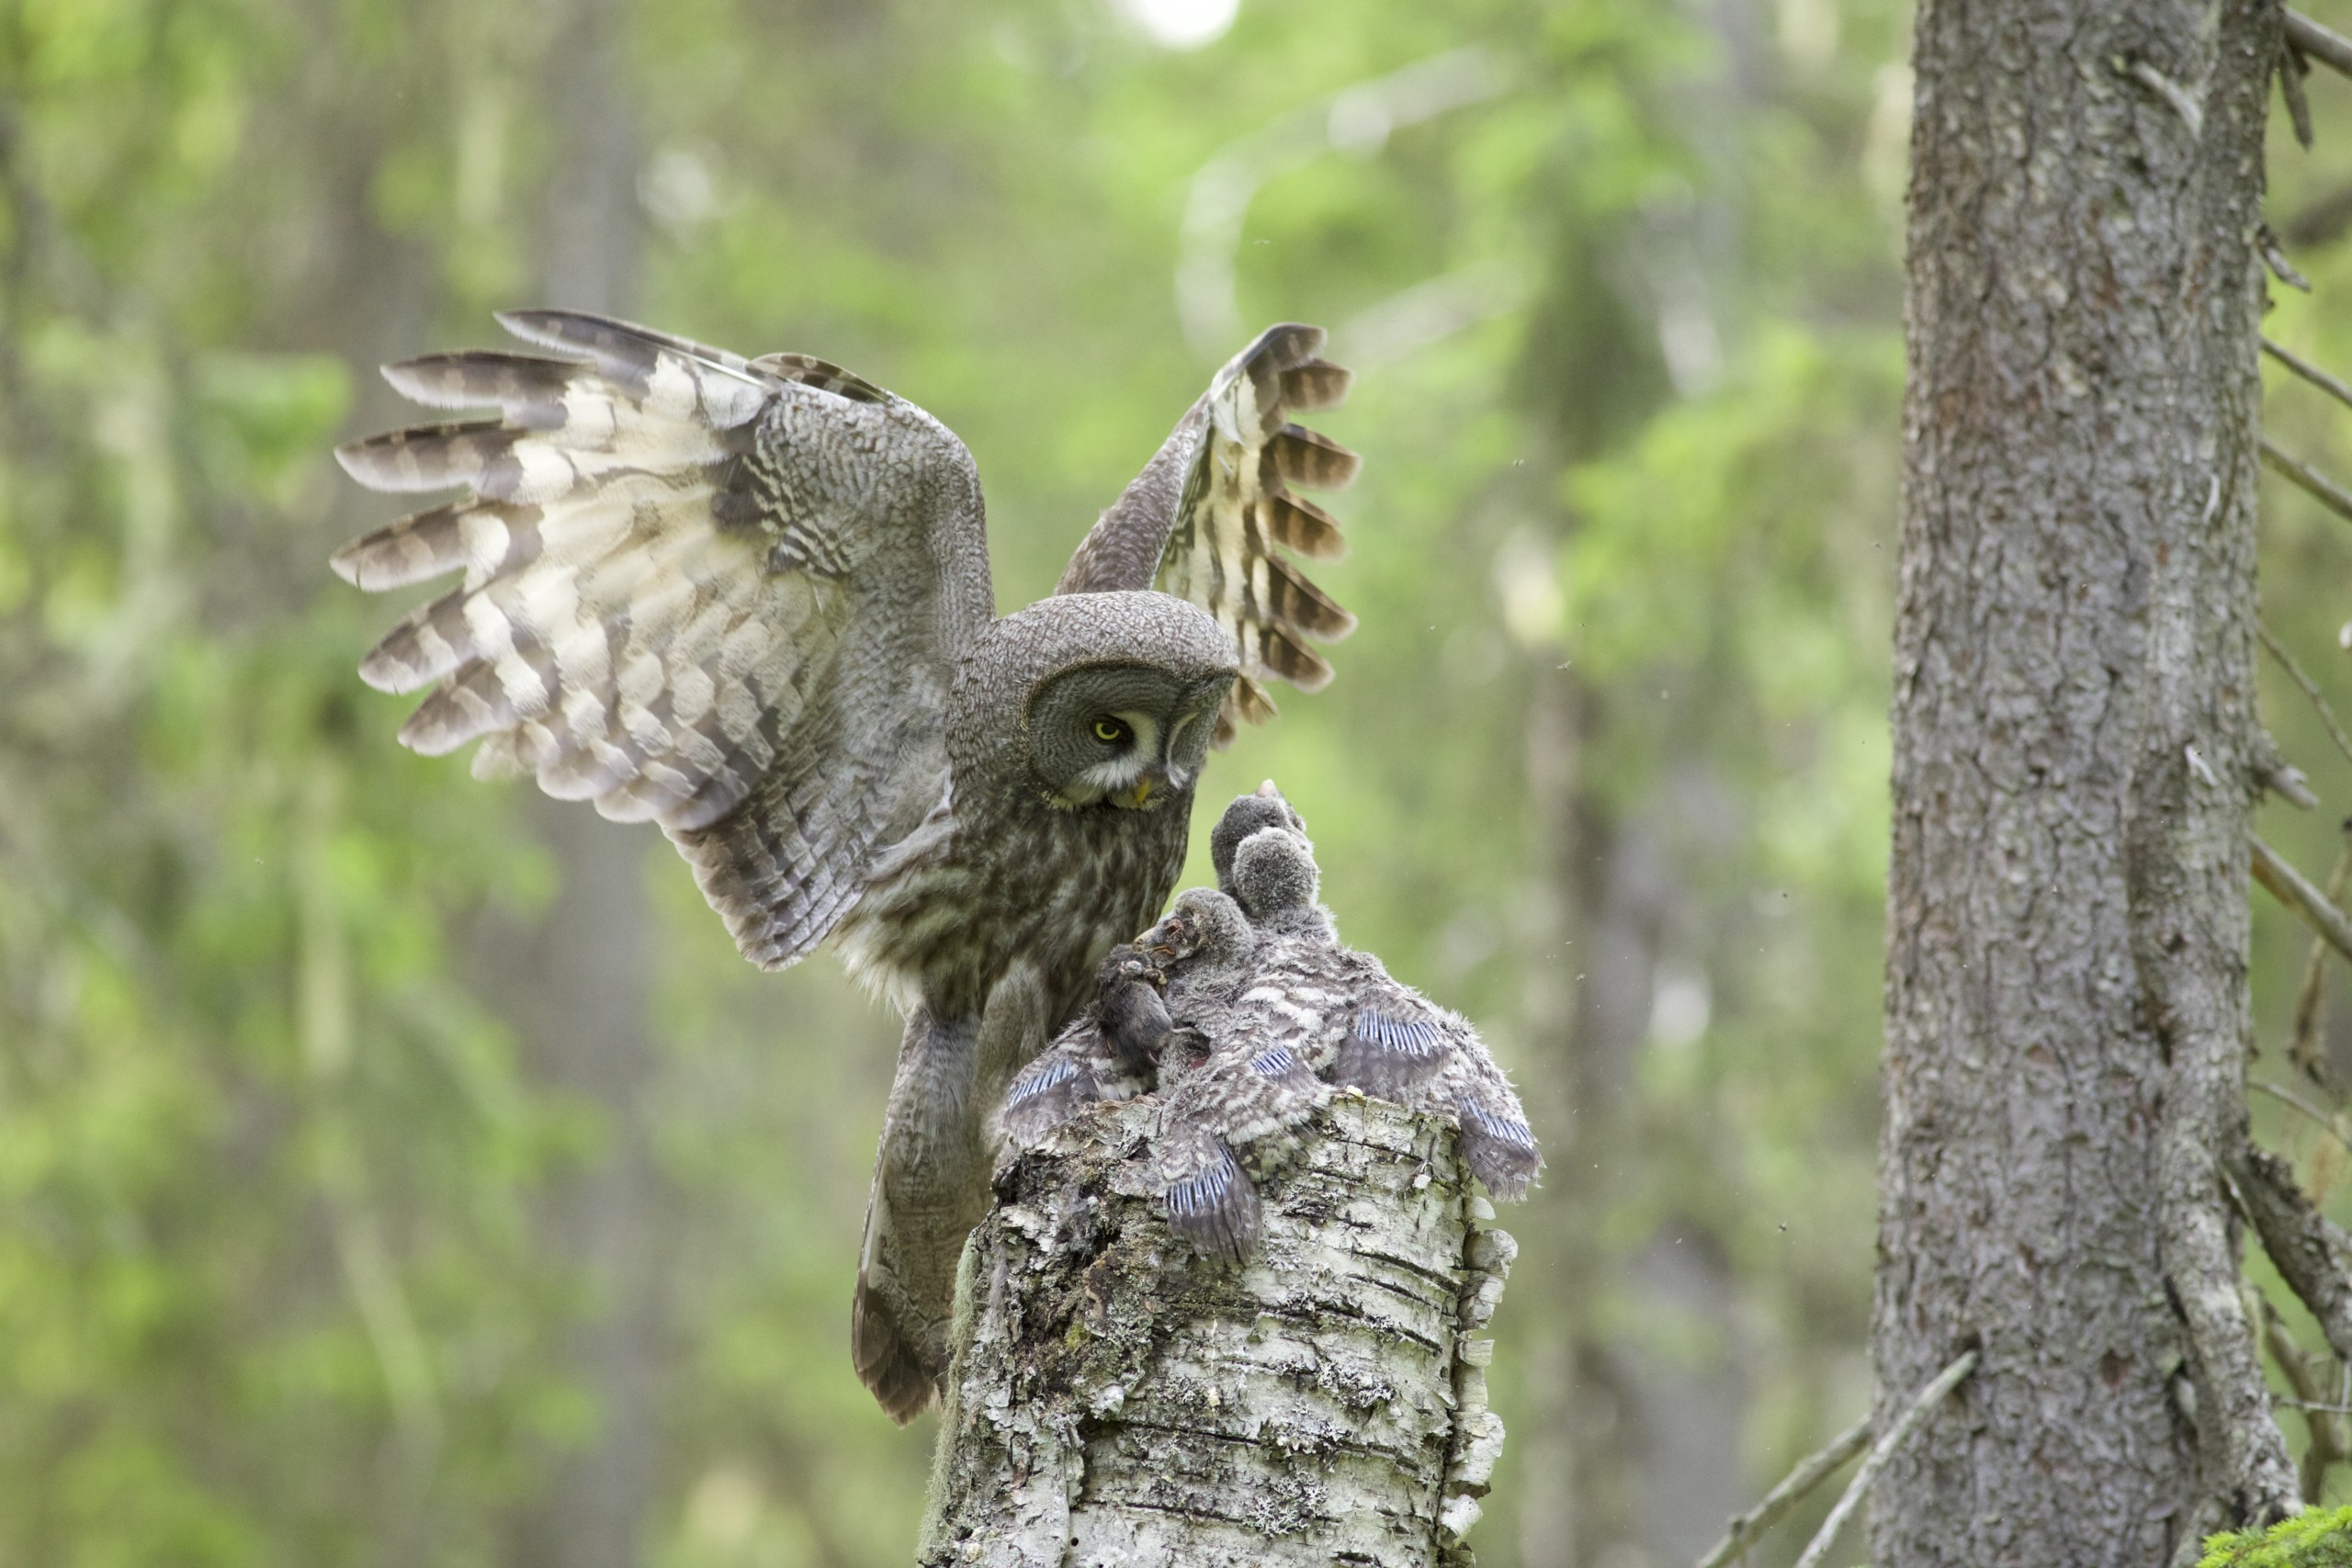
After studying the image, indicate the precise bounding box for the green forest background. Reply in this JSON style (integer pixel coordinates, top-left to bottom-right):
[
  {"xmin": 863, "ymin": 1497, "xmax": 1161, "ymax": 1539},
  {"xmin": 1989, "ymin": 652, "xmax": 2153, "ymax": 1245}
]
[{"xmin": 14, "ymin": 0, "xmax": 2352, "ymax": 1562}]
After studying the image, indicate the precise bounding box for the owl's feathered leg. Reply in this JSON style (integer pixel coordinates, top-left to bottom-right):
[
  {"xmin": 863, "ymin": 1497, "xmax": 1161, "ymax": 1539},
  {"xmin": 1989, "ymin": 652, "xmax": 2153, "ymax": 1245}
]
[
  {"xmin": 853, "ymin": 1008, "xmax": 979, "ymax": 1423},
  {"xmin": 852, "ymin": 967, "xmax": 1053, "ymax": 1422}
]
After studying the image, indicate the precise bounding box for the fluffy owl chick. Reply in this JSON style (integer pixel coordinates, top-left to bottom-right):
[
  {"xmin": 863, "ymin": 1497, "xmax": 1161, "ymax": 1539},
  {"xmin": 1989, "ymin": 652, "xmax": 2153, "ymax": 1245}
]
[
  {"xmin": 1136, "ymin": 888, "xmax": 1327, "ymax": 1260},
  {"xmin": 1210, "ymin": 780, "xmax": 1306, "ymax": 894},
  {"xmin": 1140, "ymin": 881, "xmax": 1262, "ymax": 1021},
  {"xmin": 1001, "ymin": 888, "xmax": 1263, "ymax": 1149},
  {"xmin": 1208, "ymin": 793, "xmax": 1545, "ymax": 1201},
  {"xmin": 1156, "ymin": 1037, "xmax": 1327, "ymax": 1261},
  {"xmin": 1001, "ymin": 944, "xmax": 1170, "ymax": 1147}
]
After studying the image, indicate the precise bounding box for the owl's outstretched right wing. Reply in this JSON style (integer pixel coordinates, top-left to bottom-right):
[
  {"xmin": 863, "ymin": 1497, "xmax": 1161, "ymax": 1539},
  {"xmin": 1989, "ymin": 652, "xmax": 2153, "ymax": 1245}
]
[
  {"xmin": 333, "ymin": 310, "xmax": 993, "ymax": 968},
  {"xmin": 1054, "ymin": 325, "xmax": 1358, "ymax": 745}
]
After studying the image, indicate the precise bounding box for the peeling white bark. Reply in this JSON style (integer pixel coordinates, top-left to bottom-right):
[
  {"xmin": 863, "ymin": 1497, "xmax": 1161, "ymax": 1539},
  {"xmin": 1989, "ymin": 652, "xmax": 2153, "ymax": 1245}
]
[{"xmin": 919, "ymin": 1095, "xmax": 1513, "ymax": 1567}]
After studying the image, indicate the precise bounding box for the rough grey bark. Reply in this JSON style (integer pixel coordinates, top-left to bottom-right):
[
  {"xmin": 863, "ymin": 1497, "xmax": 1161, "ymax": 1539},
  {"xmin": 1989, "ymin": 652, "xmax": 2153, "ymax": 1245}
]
[
  {"xmin": 1873, "ymin": 3, "xmax": 2293, "ymax": 1564},
  {"xmin": 920, "ymin": 1097, "xmax": 1513, "ymax": 1568}
]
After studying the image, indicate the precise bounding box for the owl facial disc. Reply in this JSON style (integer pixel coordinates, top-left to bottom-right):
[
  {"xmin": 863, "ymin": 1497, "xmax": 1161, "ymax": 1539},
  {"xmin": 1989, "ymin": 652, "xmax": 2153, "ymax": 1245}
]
[{"xmin": 1025, "ymin": 661, "xmax": 1227, "ymax": 811}]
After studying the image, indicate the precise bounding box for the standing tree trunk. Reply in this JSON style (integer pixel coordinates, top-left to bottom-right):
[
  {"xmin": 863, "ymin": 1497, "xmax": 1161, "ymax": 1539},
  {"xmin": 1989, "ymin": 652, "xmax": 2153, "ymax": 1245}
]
[
  {"xmin": 1874, "ymin": 3, "xmax": 2294, "ymax": 1563},
  {"xmin": 498, "ymin": 1, "xmax": 666, "ymax": 1562},
  {"xmin": 920, "ymin": 1098, "xmax": 1515, "ymax": 1567},
  {"xmin": 1513, "ymin": 225, "xmax": 1734, "ymax": 1568}
]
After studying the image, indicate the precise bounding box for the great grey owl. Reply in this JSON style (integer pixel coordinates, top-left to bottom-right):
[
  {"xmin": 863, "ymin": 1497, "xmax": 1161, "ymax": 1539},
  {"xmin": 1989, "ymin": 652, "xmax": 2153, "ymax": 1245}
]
[
  {"xmin": 331, "ymin": 310, "xmax": 1359, "ymax": 1419},
  {"xmin": 1005, "ymin": 787, "xmax": 1541, "ymax": 1259}
]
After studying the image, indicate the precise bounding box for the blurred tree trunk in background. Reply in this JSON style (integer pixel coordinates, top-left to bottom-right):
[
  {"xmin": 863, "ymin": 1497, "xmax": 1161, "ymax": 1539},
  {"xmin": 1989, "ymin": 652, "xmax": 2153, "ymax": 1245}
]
[
  {"xmin": 1874, "ymin": 0, "xmax": 2291, "ymax": 1561},
  {"xmin": 496, "ymin": 0, "xmax": 664, "ymax": 1562},
  {"xmin": 1514, "ymin": 223, "xmax": 1749, "ymax": 1567}
]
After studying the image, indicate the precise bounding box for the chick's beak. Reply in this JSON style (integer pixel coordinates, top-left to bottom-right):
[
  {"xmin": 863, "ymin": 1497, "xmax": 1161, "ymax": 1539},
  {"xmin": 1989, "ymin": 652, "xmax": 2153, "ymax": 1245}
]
[{"xmin": 1141, "ymin": 911, "xmax": 1194, "ymax": 960}]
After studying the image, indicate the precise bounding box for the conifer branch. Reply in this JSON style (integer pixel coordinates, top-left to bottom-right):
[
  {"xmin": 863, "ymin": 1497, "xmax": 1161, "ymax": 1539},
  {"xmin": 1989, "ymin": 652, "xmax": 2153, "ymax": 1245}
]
[
  {"xmin": 2252, "ymin": 835, "xmax": 2352, "ymax": 969},
  {"xmin": 2255, "ymin": 620, "xmax": 2352, "ymax": 773},
  {"xmin": 2263, "ymin": 339, "xmax": 2352, "ymax": 417},
  {"xmin": 2263, "ymin": 438, "xmax": 2352, "ymax": 527},
  {"xmin": 2234, "ymin": 1142, "xmax": 2352, "ymax": 1367},
  {"xmin": 1691, "ymin": 1414, "xmax": 1874, "ymax": 1568}
]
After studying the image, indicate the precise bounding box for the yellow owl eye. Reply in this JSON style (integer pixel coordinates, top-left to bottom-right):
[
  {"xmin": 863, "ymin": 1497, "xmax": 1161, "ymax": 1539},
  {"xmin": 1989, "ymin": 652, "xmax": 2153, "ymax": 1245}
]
[{"xmin": 1092, "ymin": 717, "xmax": 1128, "ymax": 744}]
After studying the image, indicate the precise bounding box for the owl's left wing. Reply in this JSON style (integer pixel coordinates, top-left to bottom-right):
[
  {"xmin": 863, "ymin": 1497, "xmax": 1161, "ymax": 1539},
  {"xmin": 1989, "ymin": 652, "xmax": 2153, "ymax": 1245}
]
[
  {"xmin": 332, "ymin": 310, "xmax": 992, "ymax": 969},
  {"xmin": 1054, "ymin": 325, "xmax": 1358, "ymax": 745}
]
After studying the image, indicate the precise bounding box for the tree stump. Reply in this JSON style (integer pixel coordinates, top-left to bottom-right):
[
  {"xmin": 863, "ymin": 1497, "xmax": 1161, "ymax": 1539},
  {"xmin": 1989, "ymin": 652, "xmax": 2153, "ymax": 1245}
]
[{"xmin": 918, "ymin": 1094, "xmax": 1515, "ymax": 1567}]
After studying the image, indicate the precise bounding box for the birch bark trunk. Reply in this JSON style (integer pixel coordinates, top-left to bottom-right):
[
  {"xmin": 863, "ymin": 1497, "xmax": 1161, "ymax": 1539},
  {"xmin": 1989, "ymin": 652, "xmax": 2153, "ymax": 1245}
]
[
  {"xmin": 1873, "ymin": 1, "xmax": 2293, "ymax": 1562},
  {"xmin": 919, "ymin": 1097, "xmax": 1514, "ymax": 1568}
]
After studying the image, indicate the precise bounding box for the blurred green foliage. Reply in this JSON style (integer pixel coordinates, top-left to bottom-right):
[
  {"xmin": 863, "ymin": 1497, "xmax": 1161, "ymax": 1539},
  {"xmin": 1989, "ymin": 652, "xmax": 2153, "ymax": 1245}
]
[{"xmin": 10, "ymin": 0, "xmax": 2352, "ymax": 1562}]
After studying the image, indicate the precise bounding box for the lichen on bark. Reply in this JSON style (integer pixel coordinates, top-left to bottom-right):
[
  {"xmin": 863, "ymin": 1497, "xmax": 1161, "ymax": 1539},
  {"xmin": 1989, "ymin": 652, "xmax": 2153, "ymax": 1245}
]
[{"xmin": 919, "ymin": 1094, "xmax": 1513, "ymax": 1568}]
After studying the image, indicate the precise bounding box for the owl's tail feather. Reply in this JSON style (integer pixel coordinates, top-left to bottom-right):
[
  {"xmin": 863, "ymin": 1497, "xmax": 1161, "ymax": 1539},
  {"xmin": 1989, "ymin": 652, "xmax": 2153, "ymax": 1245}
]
[
  {"xmin": 851, "ymin": 1169, "xmax": 953, "ymax": 1424},
  {"xmin": 852, "ymin": 1270, "xmax": 940, "ymax": 1426}
]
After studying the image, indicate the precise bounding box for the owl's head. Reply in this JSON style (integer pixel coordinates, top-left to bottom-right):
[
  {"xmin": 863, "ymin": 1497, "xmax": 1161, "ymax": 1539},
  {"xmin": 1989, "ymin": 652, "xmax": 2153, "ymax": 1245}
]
[{"xmin": 953, "ymin": 592, "xmax": 1237, "ymax": 814}]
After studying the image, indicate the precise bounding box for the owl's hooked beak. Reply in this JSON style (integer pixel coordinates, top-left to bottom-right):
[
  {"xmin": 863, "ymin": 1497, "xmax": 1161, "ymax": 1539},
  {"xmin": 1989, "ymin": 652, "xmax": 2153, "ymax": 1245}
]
[{"xmin": 1109, "ymin": 767, "xmax": 1168, "ymax": 810}]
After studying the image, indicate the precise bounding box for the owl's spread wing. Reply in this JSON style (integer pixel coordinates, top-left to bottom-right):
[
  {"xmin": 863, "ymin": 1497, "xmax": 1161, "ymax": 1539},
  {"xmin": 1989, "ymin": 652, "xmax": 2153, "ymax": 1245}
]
[
  {"xmin": 1159, "ymin": 1131, "xmax": 1260, "ymax": 1261},
  {"xmin": 1445, "ymin": 1050, "xmax": 1544, "ymax": 1200},
  {"xmin": 333, "ymin": 310, "xmax": 991, "ymax": 968},
  {"xmin": 1054, "ymin": 325, "xmax": 1358, "ymax": 745}
]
